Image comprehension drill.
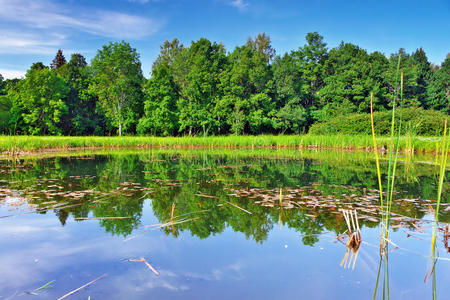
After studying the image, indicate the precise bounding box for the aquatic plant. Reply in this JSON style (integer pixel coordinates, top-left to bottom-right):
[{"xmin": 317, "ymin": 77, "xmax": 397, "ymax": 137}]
[
  {"xmin": 0, "ymin": 134, "xmax": 446, "ymax": 155},
  {"xmin": 428, "ymin": 118, "xmax": 448, "ymax": 300},
  {"xmin": 370, "ymin": 55, "xmax": 403, "ymax": 252}
]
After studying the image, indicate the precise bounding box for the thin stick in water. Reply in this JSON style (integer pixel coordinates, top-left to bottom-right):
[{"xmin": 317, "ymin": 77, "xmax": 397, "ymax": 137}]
[
  {"xmin": 57, "ymin": 274, "xmax": 106, "ymax": 300},
  {"xmin": 75, "ymin": 217, "xmax": 132, "ymax": 220},
  {"xmin": 127, "ymin": 258, "xmax": 160, "ymax": 276},
  {"xmin": 225, "ymin": 201, "xmax": 252, "ymax": 215}
]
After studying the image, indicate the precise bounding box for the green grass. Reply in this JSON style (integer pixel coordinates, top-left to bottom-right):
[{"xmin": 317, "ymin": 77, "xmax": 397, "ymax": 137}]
[{"xmin": 0, "ymin": 134, "xmax": 447, "ymax": 154}]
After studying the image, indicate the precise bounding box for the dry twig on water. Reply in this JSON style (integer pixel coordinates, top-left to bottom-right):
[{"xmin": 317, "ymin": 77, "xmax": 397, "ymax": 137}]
[
  {"xmin": 125, "ymin": 257, "xmax": 160, "ymax": 276},
  {"xmin": 57, "ymin": 274, "xmax": 106, "ymax": 300},
  {"xmin": 225, "ymin": 201, "xmax": 252, "ymax": 214}
]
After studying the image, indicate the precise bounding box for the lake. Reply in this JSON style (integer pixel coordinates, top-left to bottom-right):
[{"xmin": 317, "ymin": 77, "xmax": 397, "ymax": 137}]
[{"xmin": 0, "ymin": 149, "xmax": 448, "ymax": 299}]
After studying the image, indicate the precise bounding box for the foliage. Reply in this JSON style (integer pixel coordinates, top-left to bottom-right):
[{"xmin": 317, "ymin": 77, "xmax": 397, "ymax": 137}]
[
  {"xmin": 51, "ymin": 49, "xmax": 67, "ymax": 69},
  {"xmin": 219, "ymin": 34, "xmax": 275, "ymax": 134},
  {"xmin": 3, "ymin": 33, "xmax": 449, "ymax": 136},
  {"xmin": 426, "ymin": 55, "xmax": 450, "ymax": 113},
  {"xmin": 317, "ymin": 43, "xmax": 389, "ymax": 119},
  {"xmin": 59, "ymin": 54, "xmax": 105, "ymax": 135},
  {"xmin": 9, "ymin": 66, "xmax": 69, "ymax": 135},
  {"xmin": 309, "ymin": 107, "xmax": 448, "ymax": 136},
  {"xmin": 176, "ymin": 38, "xmax": 227, "ymax": 136},
  {"xmin": 91, "ymin": 41, "xmax": 143, "ymax": 136}
]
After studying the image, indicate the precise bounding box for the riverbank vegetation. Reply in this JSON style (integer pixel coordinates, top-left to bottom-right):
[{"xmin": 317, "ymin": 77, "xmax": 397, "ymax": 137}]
[
  {"xmin": 0, "ymin": 134, "xmax": 447, "ymax": 154},
  {"xmin": 0, "ymin": 32, "xmax": 448, "ymax": 137}
]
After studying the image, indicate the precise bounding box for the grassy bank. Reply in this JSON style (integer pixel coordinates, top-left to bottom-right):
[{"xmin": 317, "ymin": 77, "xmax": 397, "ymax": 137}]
[{"xmin": 0, "ymin": 134, "xmax": 447, "ymax": 154}]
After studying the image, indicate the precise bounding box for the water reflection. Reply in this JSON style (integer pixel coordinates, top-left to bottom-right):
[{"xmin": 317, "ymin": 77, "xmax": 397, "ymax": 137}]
[
  {"xmin": 0, "ymin": 149, "xmax": 448, "ymax": 299},
  {"xmin": 0, "ymin": 150, "xmax": 447, "ymax": 242}
]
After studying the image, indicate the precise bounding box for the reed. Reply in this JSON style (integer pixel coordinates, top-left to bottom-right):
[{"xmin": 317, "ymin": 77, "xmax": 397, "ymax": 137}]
[
  {"xmin": 428, "ymin": 118, "xmax": 448, "ymax": 297},
  {"xmin": 431, "ymin": 118, "xmax": 448, "ymax": 251},
  {"xmin": 0, "ymin": 134, "xmax": 445, "ymax": 154},
  {"xmin": 370, "ymin": 55, "xmax": 403, "ymax": 253}
]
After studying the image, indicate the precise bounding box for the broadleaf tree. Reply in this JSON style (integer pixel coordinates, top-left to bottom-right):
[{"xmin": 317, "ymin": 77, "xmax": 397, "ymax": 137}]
[{"xmin": 91, "ymin": 41, "xmax": 144, "ymax": 136}]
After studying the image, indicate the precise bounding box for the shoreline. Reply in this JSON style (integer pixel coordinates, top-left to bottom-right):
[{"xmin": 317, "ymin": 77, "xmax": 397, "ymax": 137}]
[{"xmin": 0, "ymin": 135, "xmax": 447, "ymax": 156}]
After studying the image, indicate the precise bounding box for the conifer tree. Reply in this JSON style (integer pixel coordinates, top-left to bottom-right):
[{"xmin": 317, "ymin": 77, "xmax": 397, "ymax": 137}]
[{"xmin": 51, "ymin": 49, "xmax": 67, "ymax": 69}]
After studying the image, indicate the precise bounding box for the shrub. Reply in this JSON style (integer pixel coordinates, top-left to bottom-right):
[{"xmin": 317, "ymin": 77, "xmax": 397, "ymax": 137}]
[{"xmin": 308, "ymin": 107, "xmax": 448, "ymax": 136}]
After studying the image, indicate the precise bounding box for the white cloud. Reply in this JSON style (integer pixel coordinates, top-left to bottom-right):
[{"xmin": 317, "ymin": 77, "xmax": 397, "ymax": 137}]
[
  {"xmin": 0, "ymin": 31, "xmax": 64, "ymax": 55},
  {"xmin": 0, "ymin": 0, "xmax": 162, "ymax": 39},
  {"xmin": 230, "ymin": 0, "xmax": 249, "ymax": 11},
  {"xmin": 0, "ymin": 68, "xmax": 26, "ymax": 79}
]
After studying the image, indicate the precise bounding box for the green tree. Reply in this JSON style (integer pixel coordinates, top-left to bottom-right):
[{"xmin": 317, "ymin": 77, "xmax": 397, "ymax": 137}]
[
  {"xmin": 177, "ymin": 38, "xmax": 227, "ymax": 136},
  {"xmin": 219, "ymin": 33, "xmax": 275, "ymax": 134},
  {"xmin": 275, "ymin": 100, "xmax": 307, "ymax": 134},
  {"xmin": 294, "ymin": 32, "xmax": 328, "ymax": 108},
  {"xmin": 0, "ymin": 74, "xmax": 10, "ymax": 133},
  {"xmin": 153, "ymin": 38, "xmax": 184, "ymax": 69},
  {"xmin": 411, "ymin": 48, "xmax": 433, "ymax": 107},
  {"xmin": 138, "ymin": 39, "xmax": 183, "ymax": 136},
  {"xmin": 0, "ymin": 78, "xmax": 22, "ymax": 133},
  {"xmin": 30, "ymin": 62, "xmax": 47, "ymax": 71},
  {"xmin": 138, "ymin": 63, "xmax": 179, "ymax": 136},
  {"xmin": 386, "ymin": 49, "xmax": 419, "ymax": 107},
  {"xmin": 59, "ymin": 53, "xmax": 105, "ymax": 135},
  {"xmin": 426, "ymin": 54, "xmax": 450, "ymax": 113},
  {"xmin": 317, "ymin": 43, "xmax": 388, "ymax": 122},
  {"xmin": 10, "ymin": 65, "xmax": 69, "ymax": 135},
  {"xmin": 91, "ymin": 41, "xmax": 144, "ymax": 136},
  {"xmin": 272, "ymin": 53, "xmax": 307, "ymax": 133}
]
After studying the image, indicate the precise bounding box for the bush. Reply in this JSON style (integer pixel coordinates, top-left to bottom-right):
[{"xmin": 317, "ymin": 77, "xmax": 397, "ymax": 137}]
[{"xmin": 308, "ymin": 107, "xmax": 448, "ymax": 136}]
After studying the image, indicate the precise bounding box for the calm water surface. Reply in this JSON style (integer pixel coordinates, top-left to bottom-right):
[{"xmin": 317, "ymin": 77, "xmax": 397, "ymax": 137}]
[{"xmin": 0, "ymin": 149, "xmax": 448, "ymax": 299}]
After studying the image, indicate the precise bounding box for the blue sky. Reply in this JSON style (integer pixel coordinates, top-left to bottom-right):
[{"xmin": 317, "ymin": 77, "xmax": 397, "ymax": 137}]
[{"xmin": 0, "ymin": 0, "xmax": 449, "ymax": 79}]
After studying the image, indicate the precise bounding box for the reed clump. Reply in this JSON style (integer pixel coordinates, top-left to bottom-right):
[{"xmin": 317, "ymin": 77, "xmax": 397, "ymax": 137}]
[
  {"xmin": 0, "ymin": 134, "xmax": 445, "ymax": 154},
  {"xmin": 339, "ymin": 209, "xmax": 361, "ymax": 270}
]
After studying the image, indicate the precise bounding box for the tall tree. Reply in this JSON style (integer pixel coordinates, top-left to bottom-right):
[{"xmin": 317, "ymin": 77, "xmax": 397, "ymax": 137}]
[
  {"xmin": 0, "ymin": 77, "xmax": 22, "ymax": 134},
  {"xmin": 0, "ymin": 74, "xmax": 9, "ymax": 133},
  {"xmin": 219, "ymin": 34, "xmax": 274, "ymax": 134},
  {"xmin": 59, "ymin": 53, "xmax": 105, "ymax": 135},
  {"xmin": 177, "ymin": 38, "xmax": 227, "ymax": 136},
  {"xmin": 272, "ymin": 53, "xmax": 307, "ymax": 133},
  {"xmin": 51, "ymin": 49, "xmax": 67, "ymax": 69},
  {"xmin": 90, "ymin": 41, "xmax": 144, "ymax": 136},
  {"xmin": 386, "ymin": 49, "xmax": 419, "ymax": 108},
  {"xmin": 138, "ymin": 61, "xmax": 179, "ymax": 136},
  {"xmin": 317, "ymin": 43, "xmax": 384, "ymax": 121},
  {"xmin": 138, "ymin": 39, "xmax": 183, "ymax": 136},
  {"xmin": 10, "ymin": 66, "xmax": 69, "ymax": 135},
  {"xmin": 293, "ymin": 32, "xmax": 328, "ymax": 109},
  {"xmin": 411, "ymin": 48, "xmax": 433, "ymax": 107},
  {"xmin": 426, "ymin": 55, "xmax": 450, "ymax": 113},
  {"xmin": 153, "ymin": 38, "xmax": 184, "ymax": 70},
  {"xmin": 247, "ymin": 33, "xmax": 276, "ymax": 63}
]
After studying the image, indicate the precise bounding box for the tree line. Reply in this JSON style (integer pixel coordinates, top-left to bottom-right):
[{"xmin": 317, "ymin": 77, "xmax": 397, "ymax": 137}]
[{"xmin": 0, "ymin": 32, "xmax": 448, "ymax": 136}]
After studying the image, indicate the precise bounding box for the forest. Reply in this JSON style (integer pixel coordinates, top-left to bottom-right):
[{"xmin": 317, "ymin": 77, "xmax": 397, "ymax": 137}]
[{"xmin": 0, "ymin": 32, "xmax": 448, "ymax": 136}]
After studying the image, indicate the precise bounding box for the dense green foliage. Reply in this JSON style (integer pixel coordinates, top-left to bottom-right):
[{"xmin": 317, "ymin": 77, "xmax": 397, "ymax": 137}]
[
  {"xmin": 309, "ymin": 107, "xmax": 449, "ymax": 136},
  {"xmin": 0, "ymin": 33, "xmax": 448, "ymax": 136},
  {"xmin": 90, "ymin": 41, "xmax": 144, "ymax": 136}
]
